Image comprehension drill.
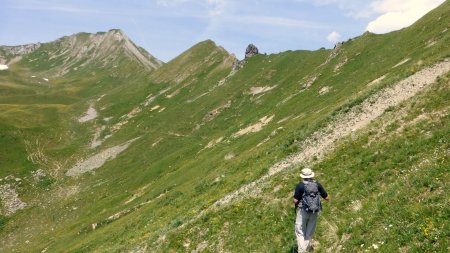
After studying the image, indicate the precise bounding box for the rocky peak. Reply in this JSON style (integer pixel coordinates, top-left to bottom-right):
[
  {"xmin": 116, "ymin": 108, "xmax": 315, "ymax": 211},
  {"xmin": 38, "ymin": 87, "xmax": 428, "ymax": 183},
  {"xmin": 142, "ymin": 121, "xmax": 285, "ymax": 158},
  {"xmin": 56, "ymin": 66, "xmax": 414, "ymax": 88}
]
[
  {"xmin": 333, "ymin": 42, "xmax": 343, "ymax": 50},
  {"xmin": 245, "ymin": 44, "xmax": 259, "ymax": 59},
  {"xmin": 18, "ymin": 29, "xmax": 163, "ymax": 76}
]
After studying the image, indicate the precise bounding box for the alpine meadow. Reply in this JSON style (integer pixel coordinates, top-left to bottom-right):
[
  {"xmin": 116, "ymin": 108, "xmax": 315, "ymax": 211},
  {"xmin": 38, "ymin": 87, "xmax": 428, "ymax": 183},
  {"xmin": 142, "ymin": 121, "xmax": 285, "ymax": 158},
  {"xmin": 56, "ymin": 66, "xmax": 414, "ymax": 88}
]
[{"xmin": 0, "ymin": 2, "xmax": 449, "ymax": 252}]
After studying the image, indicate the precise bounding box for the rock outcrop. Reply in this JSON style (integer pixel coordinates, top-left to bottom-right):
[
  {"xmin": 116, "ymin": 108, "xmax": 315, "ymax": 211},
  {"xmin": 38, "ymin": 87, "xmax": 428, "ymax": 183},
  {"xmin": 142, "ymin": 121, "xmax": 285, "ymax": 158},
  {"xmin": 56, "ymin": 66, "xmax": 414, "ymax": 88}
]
[
  {"xmin": 0, "ymin": 43, "xmax": 41, "ymax": 64},
  {"xmin": 245, "ymin": 44, "xmax": 259, "ymax": 59},
  {"xmin": 0, "ymin": 184, "xmax": 27, "ymax": 216}
]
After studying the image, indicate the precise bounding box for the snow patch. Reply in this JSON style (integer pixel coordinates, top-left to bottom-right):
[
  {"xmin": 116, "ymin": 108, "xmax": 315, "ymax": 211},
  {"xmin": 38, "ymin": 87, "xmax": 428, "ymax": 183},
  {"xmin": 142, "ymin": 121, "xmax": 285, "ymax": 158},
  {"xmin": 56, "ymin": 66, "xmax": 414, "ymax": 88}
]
[{"xmin": 0, "ymin": 64, "xmax": 8, "ymax": 70}]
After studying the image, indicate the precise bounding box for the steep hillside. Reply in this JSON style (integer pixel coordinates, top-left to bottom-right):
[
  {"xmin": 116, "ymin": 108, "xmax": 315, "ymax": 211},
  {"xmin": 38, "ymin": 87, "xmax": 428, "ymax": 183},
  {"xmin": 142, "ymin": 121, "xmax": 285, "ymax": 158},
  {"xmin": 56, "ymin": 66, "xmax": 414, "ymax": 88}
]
[
  {"xmin": 0, "ymin": 2, "xmax": 449, "ymax": 252},
  {"xmin": 0, "ymin": 29, "xmax": 164, "ymax": 180}
]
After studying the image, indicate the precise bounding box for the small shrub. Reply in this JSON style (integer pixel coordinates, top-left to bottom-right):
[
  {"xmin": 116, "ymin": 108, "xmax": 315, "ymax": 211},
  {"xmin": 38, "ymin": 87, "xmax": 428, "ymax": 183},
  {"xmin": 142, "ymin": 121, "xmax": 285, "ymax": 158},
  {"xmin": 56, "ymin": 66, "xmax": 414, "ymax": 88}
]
[
  {"xmin": 171, "ymin": 219, "xmax": 183, "ymax": 228},
  {"xmin": 37, "ymin": 176, "xmax": 55, "ymax": 189},
  {"xmin": 384, "ymin": 106, "xmax": 395, "ymax": 112},
  {"xmin": 0, "ymin": 215, "xmax": 8, "ymax": 231}
]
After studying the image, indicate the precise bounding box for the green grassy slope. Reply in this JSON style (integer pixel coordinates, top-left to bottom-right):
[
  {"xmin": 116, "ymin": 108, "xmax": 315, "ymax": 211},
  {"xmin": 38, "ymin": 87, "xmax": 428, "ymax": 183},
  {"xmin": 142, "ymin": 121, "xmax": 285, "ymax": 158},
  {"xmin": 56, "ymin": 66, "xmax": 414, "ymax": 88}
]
[
  {"xmin": 0, "ymin": 2, "xmax": 449, "ymax": 252},
  {"xmin": 163, "ymin": 73, "xmax": 449, "ymax": 252}
]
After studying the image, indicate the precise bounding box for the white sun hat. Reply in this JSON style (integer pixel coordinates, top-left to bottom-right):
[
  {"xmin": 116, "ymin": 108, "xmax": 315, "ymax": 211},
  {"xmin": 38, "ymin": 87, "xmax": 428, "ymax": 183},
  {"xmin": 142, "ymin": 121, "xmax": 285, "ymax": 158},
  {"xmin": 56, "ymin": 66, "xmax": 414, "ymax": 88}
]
[{"xmin": 300, "ymin": 168, "xmax": 315, "ymax": 178}]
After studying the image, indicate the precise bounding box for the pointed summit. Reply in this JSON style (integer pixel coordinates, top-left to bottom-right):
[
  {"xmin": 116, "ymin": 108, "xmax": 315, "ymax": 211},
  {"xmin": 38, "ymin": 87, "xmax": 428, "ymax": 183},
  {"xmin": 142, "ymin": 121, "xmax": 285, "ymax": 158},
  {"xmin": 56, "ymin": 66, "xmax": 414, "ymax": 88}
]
[
  {"xmin": 14, "ymin": 29, "xmax": 163, "ymax": 76},
  {"xmin": 150, "ymin": 39, "xmax": 236, "ymax": 84}
]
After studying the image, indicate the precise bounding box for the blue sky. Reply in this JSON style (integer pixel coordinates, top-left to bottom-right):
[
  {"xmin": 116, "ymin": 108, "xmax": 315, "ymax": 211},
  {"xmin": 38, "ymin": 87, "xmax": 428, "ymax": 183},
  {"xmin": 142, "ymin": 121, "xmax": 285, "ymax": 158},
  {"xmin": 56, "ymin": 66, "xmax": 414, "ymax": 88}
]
[{"xmin": 0, "ymin": 0, "xmax": 444, "ymax": 61}]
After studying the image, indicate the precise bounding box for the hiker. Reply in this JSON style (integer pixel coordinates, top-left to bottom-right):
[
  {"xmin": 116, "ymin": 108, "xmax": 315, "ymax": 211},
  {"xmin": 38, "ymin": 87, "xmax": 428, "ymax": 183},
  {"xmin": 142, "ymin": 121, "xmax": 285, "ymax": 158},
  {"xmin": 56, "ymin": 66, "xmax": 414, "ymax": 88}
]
[{"xmin": 293, "ymin": 168, "xmax": 329, "ymax": 252}]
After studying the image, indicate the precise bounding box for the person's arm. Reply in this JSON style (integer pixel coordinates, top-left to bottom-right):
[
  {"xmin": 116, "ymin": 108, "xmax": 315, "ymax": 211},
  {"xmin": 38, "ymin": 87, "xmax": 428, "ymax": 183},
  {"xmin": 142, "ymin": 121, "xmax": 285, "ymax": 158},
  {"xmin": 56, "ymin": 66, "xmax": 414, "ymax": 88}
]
[
  {"xmin": 293, "ymin": 183, "xmax": 304, "ymax": 207},
  {"xmin": 318, "ymin": 183, "xmax": 329, "ymax": 201}
]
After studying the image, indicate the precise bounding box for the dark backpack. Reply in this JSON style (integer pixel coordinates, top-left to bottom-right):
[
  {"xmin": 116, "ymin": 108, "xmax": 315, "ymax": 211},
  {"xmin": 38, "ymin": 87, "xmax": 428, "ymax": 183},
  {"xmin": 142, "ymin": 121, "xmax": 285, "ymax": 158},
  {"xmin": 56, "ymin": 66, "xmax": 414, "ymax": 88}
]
[{"xmin": 302, "ymin": 181, "xmax": 321, "ymax": 213}]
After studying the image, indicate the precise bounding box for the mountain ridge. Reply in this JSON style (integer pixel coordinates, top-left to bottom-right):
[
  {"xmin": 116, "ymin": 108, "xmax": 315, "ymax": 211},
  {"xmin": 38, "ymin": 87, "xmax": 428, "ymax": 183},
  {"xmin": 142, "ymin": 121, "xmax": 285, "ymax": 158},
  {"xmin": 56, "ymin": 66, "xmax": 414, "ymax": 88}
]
[
  {"xmin": 1, "ymin": 29, "xmax": 163, "ymax": 78},
  {"xmin": 0, "ymin": 2, "xmax": 449, "ymax": 252}
]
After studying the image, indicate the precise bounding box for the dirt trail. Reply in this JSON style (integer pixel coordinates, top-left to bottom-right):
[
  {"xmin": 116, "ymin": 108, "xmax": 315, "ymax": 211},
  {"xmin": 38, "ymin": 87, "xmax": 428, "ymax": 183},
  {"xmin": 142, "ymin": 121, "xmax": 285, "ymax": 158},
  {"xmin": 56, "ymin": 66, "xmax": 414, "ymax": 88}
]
[{"xmin": 201, "ymin": 59, "xmax": 450, "ymax": 211}]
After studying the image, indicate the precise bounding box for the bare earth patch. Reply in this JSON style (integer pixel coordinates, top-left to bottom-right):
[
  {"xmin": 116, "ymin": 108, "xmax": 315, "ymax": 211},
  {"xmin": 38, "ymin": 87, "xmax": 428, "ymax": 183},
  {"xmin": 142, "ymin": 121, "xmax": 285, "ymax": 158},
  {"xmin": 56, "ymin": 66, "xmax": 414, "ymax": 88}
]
[
  {"xmin": 247, "ymin": 86, "xmax": 277, "ymax": 95},
  {"xmin": 203, "ymin": 101, "xmax": 231, "ymax": 123},
  {"xmin": 78, "ymin": 105, "xmax": 98, "ymax": 123},
  {"xmin": 334, "ymin": 57, "xmax": 347, "ymax": 72},
  {"xmin": 233, "ymin": 115, "xmax": 274, "ymax": 138},
  {"xmin": 224, "ymin": 153, "xmax": 235, "ymax": 160},
  {"xmin": 425, "ymin": 40, "xmax": 437, "ymax": 48},
  {"xmin": 351, "ymin": 200, "xmax": 362, "ymax": 212},
  {"xmin": 150, "ymin": 105, "xmax": 161, "ymax": 111},
  {"xmin": 368, "ymin": 75, "xmax": 386, "ymax": 86},
  {"xmin": 152, "ymin": 138, "xmax": 163, "ymax": 147},
  {"xmin": 393, "ymin": 58, "xmax": 410, "ymax": 68},
  {"xmin": 277, "ymin": 116, "xmax": 291, "ymax": 124},
  {"xmin": 319, "ymin": 86, "xmax": 331, "ymax": 95},
  {"xmin": 124, "ymin": 182, "xmax": 154, "ymax": 204},
  {"xmin": 206, "ymin": 137, "xmax": 224, "ymax": 149},
  {"xmin": 301, "ymin": 75, "xmax": 318, "ymax": 89}
]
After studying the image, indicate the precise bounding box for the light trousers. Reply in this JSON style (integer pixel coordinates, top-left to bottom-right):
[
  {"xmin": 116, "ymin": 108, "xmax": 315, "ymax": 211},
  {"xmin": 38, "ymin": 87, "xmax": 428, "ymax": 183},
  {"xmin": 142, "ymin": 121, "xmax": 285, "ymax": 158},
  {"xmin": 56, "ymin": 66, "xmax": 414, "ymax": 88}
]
[{"xmin": 295, "ymin": 209, "xmax": 318, "ymax": 252}]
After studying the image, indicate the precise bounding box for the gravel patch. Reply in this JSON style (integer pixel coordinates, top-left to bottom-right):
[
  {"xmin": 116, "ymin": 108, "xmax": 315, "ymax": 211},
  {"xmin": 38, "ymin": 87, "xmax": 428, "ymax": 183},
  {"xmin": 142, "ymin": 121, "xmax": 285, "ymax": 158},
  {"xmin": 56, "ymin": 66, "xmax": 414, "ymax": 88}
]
[
  {"xmin": 66, "ymin": 138, "xmax": 139, "ymax": 176},
  {"xmin": 0, "ymin": 184, "xmax": 27, "ymax": 216},
  {"xmin": 78, "ymin": 105, "xmax": 98, "ymax": 123}
]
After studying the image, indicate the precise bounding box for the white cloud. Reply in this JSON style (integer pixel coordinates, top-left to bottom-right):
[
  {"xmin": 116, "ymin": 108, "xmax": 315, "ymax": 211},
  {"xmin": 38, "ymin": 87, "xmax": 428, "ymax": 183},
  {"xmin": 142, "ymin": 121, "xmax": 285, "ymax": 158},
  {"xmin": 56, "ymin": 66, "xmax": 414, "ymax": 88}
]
[
  {"xmin": 206, "ymin": 0, "xmax": 226, "ymax": 16},
  {"xmin": 326, "ymin": 31, "xmax": 341, "ymax": 43},
  {"xmin": 366, "ymin": 0, "xmax": 445, "ymax": 33},
  {"xmin": 300, "ymin": 0, "xmax": 445, "ymax": 34},
  {"xmin": 157, "ymin": 0, "xmax": 227, "ymax": 16},
  {"xmin": 297, "ymin": 0, "xmax": 375, "ymax": 18},
  {"xmin": 232, "ymin": 16, "xmax": 328, "ymax": 29},
  {"xmin": 156, "ymin": 0, "xmax": 189, "ymax": 7}
]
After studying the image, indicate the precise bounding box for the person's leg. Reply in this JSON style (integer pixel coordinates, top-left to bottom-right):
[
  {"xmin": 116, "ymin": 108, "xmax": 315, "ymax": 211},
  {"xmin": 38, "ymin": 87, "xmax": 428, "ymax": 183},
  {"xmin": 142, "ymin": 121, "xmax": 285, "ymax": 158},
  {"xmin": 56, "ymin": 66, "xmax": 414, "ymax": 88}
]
[
  {"xmin": 295, "ymin": 209, "xmax": 308, "ymax": 252},
  {"xmin": 304, "ymin": 212, "xmax": 319, "ymax": 250}
]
